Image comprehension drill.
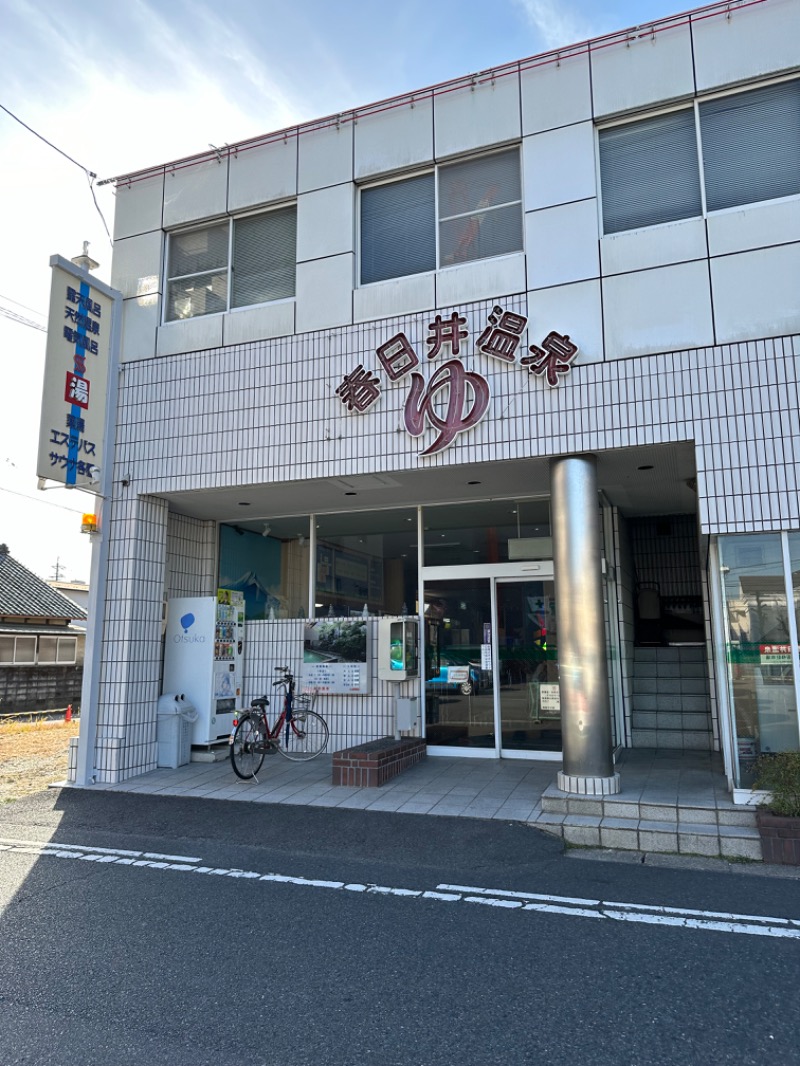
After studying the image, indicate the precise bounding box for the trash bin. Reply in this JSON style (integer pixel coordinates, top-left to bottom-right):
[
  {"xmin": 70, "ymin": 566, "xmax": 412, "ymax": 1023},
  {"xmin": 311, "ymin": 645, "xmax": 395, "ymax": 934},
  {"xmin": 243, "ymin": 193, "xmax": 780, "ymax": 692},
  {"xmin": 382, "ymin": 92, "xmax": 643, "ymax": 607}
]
[{"xmin": 157, "ymin": 693, "xmax": 197, "ymax": 768}]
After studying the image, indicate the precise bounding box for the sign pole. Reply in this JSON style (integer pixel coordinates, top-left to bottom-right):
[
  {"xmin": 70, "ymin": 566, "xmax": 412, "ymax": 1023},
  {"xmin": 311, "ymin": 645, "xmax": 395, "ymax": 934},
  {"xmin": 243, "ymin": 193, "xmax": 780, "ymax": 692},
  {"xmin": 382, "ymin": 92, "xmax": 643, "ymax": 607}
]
[{"xmin": 41, "ymin": 255, "xmax": 122, "ymax": 787}]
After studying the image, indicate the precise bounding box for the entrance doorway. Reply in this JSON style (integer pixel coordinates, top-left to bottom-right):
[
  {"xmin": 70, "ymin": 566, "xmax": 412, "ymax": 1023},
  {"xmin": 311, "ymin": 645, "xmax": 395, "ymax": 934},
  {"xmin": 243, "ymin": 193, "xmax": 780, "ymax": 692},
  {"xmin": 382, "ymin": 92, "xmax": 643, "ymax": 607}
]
[{"xmin": 422, "ymin": 565, "xmax": 560, "ymax": 758}]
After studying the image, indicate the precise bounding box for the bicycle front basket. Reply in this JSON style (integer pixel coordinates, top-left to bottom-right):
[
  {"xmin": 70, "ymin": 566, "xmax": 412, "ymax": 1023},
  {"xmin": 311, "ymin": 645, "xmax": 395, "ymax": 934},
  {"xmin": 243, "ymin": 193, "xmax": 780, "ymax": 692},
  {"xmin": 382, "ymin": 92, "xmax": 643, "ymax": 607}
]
[{"xmin": 294, "ymin": 694, "xmax": 314, "ymax": 715}]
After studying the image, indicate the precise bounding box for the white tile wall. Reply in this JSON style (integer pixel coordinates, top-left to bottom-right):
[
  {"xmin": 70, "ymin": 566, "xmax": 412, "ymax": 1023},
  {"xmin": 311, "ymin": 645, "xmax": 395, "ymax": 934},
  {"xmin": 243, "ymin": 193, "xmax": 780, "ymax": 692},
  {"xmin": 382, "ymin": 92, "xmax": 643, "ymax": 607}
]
[
  {"xmin": 354, "ymin": 272, "xmax": 436, "ymax": 323},
  {"xmin": 166, "ymin": 513, "xmax": 216, "ymax": 597},
  {"xmin": 110, "ymin": 231, "xmax": 164, "ymax": 300},
  {"xmin": 355, "ymin": 97, "xmax": 434, "ymax": 179},
  {"xmin": 434, "ymin": 253, "xmax": 526, "ymax": 309},
  {"xmin": 115, "ymin": 291, "xmax": 800, "ymax": 542},
  {"xmin": 95, "ymin": 492, "xmax": 169, "ymax": 782},
  {"xmin": 526, "ymin": 199, "xmax": 600, "ymax": 289},
  {"xmin": 245, "ymin": 617, "xmax": 413, "ymax": 753},
  {"xmin": 222, "ymin": 301, "xmax": 295, "ymax": 346},
  {"xmin": 591, "ymin": 19, "xmax": 695, "ymax": 118},
  {"xmin": 157, "ymin": 315, "xmax": 224, "ymax": 357},
  {"xmin": 603, "ymin": 260, "xmax": 715, "ymax": 359},
  {"xmin": 522, "ymin": 122, "xmax": 596, "ymax": 211},
  {"xmin": 520, "ymin": 49, "xmax": 592, "ymax": 135},
  {"xmin": 99, "ymin": 309, "xmax": 800, "ymax": 781},
  {"xmin": 692, "ymin": 0, "xmax": 800, "ymax": 92},
  {"xmin": 600, "ymin": 217, "xmax": 708, "ymax": 276},
  {"xmin": 162, "ymin": 157, "xmax": 229, "ymax": 229},
  {"xmin": 706, "ymin": 197, "xmax": 800, "ymax": 258},
  {"xmin": 298, "ymin": 120, "xmax": 354, "ymax": 193},
  {"xmin": 113, "ymin": 172, "xmax": 165, "ymax": 241},
  {"xmin": 710, "ymin": 242, "xmax": 800, "ymax": 344},
  {"xmin": 527, "ymin": 280, "xmax": 603, "ymax": 366},
  {"xmin": 434, "ymin": 71, "xmax": 521, "ymax": 159},
  {"xmin": 121, "ymin": 296, "xmax": 160, "ymax": 363},
  {"xmin": 228, "ymin": 135, "xmax": 298, "ymax": 212},
  {"xmin": 296, "ymin": 184, "xmax": 354, "ymax": 262},
  {"xmin": 295, "ymin": 254, "xmax": 354, "ymax": 331}
]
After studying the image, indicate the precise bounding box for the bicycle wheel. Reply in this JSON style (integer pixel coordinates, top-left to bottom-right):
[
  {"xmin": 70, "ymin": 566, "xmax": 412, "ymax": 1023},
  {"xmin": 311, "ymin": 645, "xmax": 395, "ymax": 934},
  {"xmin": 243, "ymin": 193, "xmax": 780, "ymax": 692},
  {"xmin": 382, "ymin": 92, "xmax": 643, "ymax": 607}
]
[
  {"xmin": 278, "ymin": 709, "xmax": 329, "ymax": 762},
  {"xmin": 230, "ymin": 714, "xmax": 266, "ymax": 779}
]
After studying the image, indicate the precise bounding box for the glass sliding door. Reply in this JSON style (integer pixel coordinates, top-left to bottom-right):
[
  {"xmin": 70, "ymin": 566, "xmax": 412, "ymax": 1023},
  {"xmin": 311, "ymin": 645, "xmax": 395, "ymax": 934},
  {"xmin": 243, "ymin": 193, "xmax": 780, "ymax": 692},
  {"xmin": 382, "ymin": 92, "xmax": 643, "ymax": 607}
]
[
  {"xmin": 496, "ymin": 580, "xmax": 560, "ymax": 753},
  {"xmin": 423, "ymin": 578, "xmax": 494, "ymax": 749},
  {"xmin": 719, "ymin": 533, "xmax": 800, "ymax": 786},
  {"xmin": 423, "ymin": 567, "xmax": 561, "ymax": 755}
]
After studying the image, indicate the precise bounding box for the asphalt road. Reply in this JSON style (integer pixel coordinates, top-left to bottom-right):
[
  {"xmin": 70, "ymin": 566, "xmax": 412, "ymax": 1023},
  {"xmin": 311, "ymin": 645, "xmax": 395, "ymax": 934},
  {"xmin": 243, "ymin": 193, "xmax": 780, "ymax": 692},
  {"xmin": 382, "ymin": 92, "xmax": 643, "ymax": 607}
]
[{"xmin": 1, "ymin": 789, "xmax": 798, "ymax": 1066}]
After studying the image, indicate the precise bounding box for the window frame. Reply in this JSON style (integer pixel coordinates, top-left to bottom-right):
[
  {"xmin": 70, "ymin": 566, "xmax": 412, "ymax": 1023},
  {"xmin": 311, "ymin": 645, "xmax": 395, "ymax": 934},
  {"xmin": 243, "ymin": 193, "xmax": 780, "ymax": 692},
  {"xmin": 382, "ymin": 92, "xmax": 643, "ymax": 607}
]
[
  {"xmin": 357, "ymin": 146, "xmax": 524, "ymax": 287},
  {"xmin": 0, "ymin": 635, "xmax": 55, "ymax": 666},
  {"xmin": 164, "ymin": 203, "xmax": 297, "ymax": 324},
  {"xmin": 596, "ymin": 74, "xmax": 800, "ymax": 238}
]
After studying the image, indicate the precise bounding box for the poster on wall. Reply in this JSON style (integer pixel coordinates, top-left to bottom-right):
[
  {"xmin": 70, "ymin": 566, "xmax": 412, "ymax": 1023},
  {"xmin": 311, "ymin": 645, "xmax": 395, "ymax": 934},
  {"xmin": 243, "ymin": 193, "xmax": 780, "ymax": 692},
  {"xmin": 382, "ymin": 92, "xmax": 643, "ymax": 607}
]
[{"xmin": 301, "ymin": 619, "xmax": 371, "ymax": 694}]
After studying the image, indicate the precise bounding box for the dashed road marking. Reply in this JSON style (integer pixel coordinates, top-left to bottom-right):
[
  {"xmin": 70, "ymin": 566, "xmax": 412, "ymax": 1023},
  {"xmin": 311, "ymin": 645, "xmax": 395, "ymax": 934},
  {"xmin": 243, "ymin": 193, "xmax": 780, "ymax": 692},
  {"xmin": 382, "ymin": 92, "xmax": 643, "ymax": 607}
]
[{"xmin": 3, "ymin": 838, "xmax": 799, "ymax": 940}]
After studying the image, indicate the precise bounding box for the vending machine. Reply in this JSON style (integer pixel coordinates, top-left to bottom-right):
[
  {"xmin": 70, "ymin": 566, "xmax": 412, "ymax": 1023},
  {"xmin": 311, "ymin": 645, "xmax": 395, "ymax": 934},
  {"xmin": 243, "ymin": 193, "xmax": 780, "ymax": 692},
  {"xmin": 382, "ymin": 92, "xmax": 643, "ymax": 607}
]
[{"xmin": 162, "ymin": 589, "xmax": 245, "ymax": 745}]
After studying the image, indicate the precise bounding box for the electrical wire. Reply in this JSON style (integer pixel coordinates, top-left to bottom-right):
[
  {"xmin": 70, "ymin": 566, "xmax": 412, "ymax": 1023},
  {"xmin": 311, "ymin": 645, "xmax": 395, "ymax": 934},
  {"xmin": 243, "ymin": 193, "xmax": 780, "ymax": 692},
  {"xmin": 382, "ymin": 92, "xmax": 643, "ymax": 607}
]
[
  {"xmin": 0, "ymin": 305, "xmax": 46, "ymax": 331},
  {"xmin": 0, "ymin": 485, "xmax": 87, "ymax": 515},
  {"xmin": 0, "ymin": 102, "xmax": 113, "ymax": 247}
]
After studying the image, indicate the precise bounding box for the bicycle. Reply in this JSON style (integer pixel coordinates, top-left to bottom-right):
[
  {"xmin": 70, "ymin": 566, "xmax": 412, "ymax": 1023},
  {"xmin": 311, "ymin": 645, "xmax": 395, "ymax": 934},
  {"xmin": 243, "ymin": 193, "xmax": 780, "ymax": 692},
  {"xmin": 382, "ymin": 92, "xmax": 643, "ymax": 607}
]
[{"xmin": 230, "ymin": 666, "xmax": 329, "ymax": 780}]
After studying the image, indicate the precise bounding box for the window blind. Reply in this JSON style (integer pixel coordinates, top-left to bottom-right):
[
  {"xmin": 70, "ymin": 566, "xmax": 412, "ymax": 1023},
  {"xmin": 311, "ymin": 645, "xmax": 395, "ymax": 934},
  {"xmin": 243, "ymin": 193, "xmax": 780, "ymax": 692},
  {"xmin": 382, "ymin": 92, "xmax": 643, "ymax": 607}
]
[
  {"xmin": 232, "ymin": 207, "xmax": 297, "ymax": 307},
  {"xmin": 700, "ymin": 79, "xmax": 800, "ymax": 212},
  {"xmin": 599, "ymin": 110, "xmax": 702, "ymax": 233},
  {"xmin": 360, "ymin": 173, "xmax": 436, "ymax": 284}
]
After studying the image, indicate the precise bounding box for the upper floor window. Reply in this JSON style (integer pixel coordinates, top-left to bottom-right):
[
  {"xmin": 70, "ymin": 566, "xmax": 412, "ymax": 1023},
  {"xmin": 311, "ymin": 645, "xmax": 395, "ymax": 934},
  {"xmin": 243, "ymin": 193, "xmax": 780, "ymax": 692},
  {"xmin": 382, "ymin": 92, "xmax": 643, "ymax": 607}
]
[
  {"xmin": 360, "ymin": 148, "xmax": 522, "ymax": 285},
  {"xmin": 599, "ymin": 78, "xmax": 800, "ymax": 235},
  {"xmin": 166, "ymin": 206, "xmax": 297, "ymax": 321}
]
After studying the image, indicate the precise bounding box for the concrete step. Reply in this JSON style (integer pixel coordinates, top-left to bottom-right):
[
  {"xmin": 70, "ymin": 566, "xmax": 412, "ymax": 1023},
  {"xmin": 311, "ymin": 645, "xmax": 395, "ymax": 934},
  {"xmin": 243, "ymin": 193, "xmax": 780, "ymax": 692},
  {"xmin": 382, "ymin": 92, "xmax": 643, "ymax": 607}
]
[{"xmin": 534, "ymin": 786, "xmax": 761, "ymax": 860}]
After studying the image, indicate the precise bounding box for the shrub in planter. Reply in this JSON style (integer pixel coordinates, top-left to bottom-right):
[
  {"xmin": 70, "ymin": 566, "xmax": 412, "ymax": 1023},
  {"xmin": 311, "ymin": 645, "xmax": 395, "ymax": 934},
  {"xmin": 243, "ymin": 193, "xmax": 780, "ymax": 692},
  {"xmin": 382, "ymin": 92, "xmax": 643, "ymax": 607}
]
[{"xmin": 752, "ymin": 751, "xmax": 800, "ymax": 865}]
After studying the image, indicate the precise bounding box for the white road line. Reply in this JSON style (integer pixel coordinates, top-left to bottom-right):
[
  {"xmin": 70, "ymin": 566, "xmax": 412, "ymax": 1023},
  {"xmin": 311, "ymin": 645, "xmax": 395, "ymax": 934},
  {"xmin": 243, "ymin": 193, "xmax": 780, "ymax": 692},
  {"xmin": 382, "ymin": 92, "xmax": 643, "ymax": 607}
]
[
  {"xmin": 3, "ymin": 838, "xmax": 799, "ymax": 940},
  {"xmin": 0, "ymin": 837, "xmax": 200, "ymax": 862}
]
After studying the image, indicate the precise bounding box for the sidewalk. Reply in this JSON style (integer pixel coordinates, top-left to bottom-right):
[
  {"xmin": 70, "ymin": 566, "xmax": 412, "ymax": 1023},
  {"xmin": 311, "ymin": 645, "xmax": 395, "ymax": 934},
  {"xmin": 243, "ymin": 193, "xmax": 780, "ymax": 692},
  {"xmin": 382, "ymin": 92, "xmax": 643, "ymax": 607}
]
[{"xmin": 86, "ymin": 747, "xmax": 763, "ymax": 861}]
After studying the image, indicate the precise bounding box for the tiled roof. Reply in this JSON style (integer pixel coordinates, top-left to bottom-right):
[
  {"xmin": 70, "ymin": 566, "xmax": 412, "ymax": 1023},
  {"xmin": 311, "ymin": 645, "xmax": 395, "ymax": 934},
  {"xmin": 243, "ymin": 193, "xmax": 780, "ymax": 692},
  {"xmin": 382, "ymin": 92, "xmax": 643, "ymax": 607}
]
[{"xmin": 0, "ymin": 549, "xmax": 88, "ymax": 620}]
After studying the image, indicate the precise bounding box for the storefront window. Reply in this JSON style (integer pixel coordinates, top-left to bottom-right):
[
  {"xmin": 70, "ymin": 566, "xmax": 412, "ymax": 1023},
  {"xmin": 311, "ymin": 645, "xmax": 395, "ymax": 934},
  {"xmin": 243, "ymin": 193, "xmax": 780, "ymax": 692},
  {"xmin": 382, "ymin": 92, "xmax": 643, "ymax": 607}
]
[
  {"xmin": 719, "ymin": 533, "xmax": 800, "ymax": 786},
  {"xmin": 218, "ymin": 517, "xmax": 310, "ymax": 620},
  {"xmin": 422, "ymin": 499, "xmax": 550, "ymax": 566},
  {"xmin": 315, "ymin": 509, "xmax": 418, "ymax": 617}
]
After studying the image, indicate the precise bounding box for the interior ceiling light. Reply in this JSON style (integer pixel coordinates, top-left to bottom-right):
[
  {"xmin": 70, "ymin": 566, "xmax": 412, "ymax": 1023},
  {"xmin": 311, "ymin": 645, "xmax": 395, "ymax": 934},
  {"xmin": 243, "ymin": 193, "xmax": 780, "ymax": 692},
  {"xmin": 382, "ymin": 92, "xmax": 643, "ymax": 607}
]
[
  {"xmin": 262, "ymin": 523, "xmax": 271, "ymax": 538},
  {"xmin": 238, "ymin": 501, "xmax": 251, "ymax": 506},
  {"xmin": 637, "ymin": 465, "xmax": 654, "ymax": 471},
  {"xmin": 468, "ymin": 480, "xmax": 481, "ymax": 485}
]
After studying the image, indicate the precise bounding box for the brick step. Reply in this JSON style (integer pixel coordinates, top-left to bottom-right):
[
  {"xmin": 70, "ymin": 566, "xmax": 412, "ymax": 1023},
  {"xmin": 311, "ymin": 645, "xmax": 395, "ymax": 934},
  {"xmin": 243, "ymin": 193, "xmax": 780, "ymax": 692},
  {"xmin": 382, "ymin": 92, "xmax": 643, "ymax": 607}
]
[{"xmin": 535, "ymin": 786, "xmax": 761, "ymax": 859}]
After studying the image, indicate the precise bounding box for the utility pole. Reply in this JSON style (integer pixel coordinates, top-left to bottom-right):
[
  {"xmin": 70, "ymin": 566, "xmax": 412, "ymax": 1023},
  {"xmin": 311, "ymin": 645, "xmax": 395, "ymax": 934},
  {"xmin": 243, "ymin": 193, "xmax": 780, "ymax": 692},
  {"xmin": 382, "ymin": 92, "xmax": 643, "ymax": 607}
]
[{"xmin": 51, "ymin": 557, "xmax": 63, "ymax": 582}]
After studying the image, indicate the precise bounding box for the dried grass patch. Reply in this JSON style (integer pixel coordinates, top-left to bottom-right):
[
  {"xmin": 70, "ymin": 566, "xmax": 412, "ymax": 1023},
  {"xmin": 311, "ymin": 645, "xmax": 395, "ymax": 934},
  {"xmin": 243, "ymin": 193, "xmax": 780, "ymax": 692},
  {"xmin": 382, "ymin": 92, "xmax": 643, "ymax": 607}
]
[{"xmin": 0, "ymin": 718, "xmax": 80, "ymax": 802}]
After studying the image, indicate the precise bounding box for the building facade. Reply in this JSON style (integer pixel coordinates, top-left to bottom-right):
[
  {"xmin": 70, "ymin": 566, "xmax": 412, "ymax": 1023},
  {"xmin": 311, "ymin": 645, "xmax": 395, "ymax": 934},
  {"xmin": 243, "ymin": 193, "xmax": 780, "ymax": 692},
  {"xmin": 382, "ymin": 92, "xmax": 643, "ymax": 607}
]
[{"xmin": 82, "ymin": 0, "xmax": 800, "ymax": 797}]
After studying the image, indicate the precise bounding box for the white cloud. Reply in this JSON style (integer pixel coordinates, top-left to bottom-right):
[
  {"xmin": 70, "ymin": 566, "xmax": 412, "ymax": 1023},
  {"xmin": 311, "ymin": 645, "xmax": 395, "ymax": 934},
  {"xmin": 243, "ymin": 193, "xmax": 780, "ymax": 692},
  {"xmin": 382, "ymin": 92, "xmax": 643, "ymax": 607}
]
[{"xmin": 512, "ymin": 0, "xmax": 603, "ymax": 50}]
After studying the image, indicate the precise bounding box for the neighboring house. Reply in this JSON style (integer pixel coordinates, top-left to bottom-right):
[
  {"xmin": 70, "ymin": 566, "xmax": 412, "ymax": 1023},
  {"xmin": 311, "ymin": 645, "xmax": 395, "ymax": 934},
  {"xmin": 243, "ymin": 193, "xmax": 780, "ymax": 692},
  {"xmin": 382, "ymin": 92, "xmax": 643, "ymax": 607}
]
[
  {"xmin": 48, "ymin": 581, "xmax": 89, "ymax": 631},
  {"xmin": 0, "ymin": 544, "xmax": 87, "ymax": 713}
]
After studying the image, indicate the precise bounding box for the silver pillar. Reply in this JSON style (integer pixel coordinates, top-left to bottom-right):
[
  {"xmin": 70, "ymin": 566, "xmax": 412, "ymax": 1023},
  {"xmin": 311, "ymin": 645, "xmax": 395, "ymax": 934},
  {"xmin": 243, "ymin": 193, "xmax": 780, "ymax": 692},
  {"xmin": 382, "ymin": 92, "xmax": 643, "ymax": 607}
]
[{"xmin": 551, "ymin": 455, "xmax": 620, "ymax": 795}]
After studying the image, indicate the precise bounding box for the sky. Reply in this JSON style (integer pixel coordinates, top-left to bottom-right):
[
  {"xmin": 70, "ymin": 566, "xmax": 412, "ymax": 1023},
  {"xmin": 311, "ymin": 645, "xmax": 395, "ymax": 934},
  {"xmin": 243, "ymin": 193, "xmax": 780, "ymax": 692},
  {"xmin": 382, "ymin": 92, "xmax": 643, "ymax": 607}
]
[{"xmin": 1, "ymin": 0, "xmax": 690, "ymax": 582}]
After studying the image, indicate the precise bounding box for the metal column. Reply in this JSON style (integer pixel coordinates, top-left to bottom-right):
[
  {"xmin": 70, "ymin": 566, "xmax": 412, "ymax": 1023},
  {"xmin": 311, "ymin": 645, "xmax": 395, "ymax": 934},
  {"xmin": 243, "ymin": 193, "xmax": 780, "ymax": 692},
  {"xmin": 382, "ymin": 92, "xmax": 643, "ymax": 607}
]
[{"xmin": 551, "ymin": 455, "xmax": 620, "ymax": 795}]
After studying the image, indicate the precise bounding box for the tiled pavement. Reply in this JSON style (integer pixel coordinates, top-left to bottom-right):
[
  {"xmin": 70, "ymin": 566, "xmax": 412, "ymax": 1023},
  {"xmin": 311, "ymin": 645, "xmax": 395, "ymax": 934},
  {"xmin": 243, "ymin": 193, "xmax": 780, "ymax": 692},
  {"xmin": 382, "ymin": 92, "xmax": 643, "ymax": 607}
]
[{"xmin": 85, "ymin": 747, "xmax": 763, "ymax": 860}]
